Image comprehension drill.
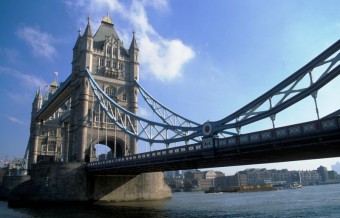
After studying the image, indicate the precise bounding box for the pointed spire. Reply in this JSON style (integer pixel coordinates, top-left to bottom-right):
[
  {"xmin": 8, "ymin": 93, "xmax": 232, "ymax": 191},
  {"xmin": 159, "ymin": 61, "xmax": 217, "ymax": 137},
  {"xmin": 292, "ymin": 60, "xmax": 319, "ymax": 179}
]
[
  {"xmin": 37, "ymin": 87, "xmax": 42, "ymax": 100},
  {"xmin": 33, "ymin": 87, "xmax": 42, "ymax": 110},
  {"xmin": 83, "ymin": 16, "xmax": 92, "ymax": 37},
  {"xmin": 73, "ymin": 28, "xmax": 82, "ymax": 50},
  {"xmin": 129, "ymin": 31, "xmax": 139, "ymax": 51}
]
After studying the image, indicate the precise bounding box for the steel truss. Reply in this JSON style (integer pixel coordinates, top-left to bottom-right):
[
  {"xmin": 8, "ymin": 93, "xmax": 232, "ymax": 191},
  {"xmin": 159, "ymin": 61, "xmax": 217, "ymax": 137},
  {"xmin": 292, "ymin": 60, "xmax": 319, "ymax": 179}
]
[
  {"xmin": 86, "ymin": 69, "xmax": 201, "ymax": 145},
  {"xmin": 135, "ymin": 80, "xmax": 201, "ymax": 143},
  {"xmin": 207, "ymin": 40, "xmax": 340, "ymax": 135},
  {"xmin": 86, "ymin": 40, "xmax": 340, "ymax": 145}
]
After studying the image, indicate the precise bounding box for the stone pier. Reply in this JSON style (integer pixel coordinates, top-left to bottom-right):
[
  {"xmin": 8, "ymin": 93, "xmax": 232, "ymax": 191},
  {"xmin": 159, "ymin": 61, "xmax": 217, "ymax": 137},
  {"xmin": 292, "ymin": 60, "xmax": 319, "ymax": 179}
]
[{"xmin": 8, "ymin": 162, "xmax": 171, "ymax": 207}]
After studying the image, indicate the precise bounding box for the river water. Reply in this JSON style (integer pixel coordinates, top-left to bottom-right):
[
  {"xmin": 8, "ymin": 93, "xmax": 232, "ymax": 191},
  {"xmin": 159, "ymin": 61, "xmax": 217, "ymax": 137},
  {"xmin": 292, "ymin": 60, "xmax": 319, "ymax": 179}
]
[{"xmin": 1, "ymin": 184, "xmax": 339, "ymax": 217}]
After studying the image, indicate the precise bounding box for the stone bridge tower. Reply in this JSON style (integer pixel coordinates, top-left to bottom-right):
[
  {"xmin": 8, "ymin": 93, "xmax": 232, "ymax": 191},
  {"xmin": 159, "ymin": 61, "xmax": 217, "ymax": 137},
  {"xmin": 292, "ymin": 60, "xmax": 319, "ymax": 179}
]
[{"xmin": 69, "ymin": 15, "xmax": 139, "ymax": 162}]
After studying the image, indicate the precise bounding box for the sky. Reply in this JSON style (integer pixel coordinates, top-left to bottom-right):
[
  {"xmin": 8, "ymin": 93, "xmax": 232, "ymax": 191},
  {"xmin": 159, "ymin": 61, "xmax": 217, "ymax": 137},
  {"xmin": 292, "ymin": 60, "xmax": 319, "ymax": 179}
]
[{"xmin": 0, "ymin": 0, "xmax": 339, "ymax": 174}]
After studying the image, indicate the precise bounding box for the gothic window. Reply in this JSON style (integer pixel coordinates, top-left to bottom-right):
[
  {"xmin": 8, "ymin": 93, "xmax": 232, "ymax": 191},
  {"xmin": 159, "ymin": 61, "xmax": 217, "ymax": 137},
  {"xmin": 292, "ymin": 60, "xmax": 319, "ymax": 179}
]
[
  {"xmin": 106, "ymin": 46, "xmax": 111, "ymax": 55},
  {"xmin": 99, "ymin": 58, "xmax": 104, "ymax": 67},
  {"xmin": 122, "ymin": 93, "xmax": 127, "ymax": 101},
  {"xmin": 105, "ymin": 87, "xmax": 115, "ymax": 99},
  {"xmin": 118, "ymin": 62, "xmax": 123, "ymax": 70},
  {"xmin": 94, "ymin": 111, "xmax": 99, "ymax": 122},
  {"xmin": 106, "ymin": 59, "xmax": 111, "ymax": 67},
  {"xmin": 41, "ymin": 138, "xmax": 47, "ymax": 151}
]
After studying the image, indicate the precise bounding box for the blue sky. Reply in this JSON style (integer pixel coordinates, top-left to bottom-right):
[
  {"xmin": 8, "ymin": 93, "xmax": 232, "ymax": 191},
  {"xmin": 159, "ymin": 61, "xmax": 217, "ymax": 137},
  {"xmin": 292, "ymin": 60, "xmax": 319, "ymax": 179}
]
[{"xmin": 0, "ymin": 0, "xmax": 339, "ymax": 174}]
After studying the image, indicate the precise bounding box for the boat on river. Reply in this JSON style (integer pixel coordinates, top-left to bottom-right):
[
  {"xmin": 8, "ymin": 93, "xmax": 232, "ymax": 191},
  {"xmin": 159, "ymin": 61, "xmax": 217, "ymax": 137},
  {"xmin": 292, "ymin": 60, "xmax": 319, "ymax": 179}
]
[{"xmin": 290, "ymin": 182, "xmax": 302, "ymax": 189}]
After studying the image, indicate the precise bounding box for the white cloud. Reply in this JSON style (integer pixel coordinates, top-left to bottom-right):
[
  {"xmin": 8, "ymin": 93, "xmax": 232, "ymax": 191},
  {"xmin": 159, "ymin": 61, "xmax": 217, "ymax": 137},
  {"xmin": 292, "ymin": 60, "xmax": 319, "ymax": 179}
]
[
  {"xmin": 64, "ymin": 0, "xmax": 195, "ymax": 81},
  {"xmin": 17, "ymin": 25, "xmax": 56, "ymax": 60},
  {"xmin": 0, "ymin": 67, "xmax": 47, "ymax": 90},
  {"xmin": 140, "ymin": 36, "xmax": 195, "ymax": 81},
  {"xmin": 7, "ymin": 115, "xmax": 26, "ymax": 126}
]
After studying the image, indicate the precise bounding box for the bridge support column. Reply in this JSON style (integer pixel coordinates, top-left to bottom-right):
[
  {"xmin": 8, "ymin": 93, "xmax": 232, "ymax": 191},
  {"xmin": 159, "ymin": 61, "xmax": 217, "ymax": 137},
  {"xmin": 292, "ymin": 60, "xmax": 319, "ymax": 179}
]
[
  {"xmin": 77, "ymin": 75, "xmax": 90, "ymax": 161},
  {"xmin": 8, "ymin": 163, "xmax": 171, "ymax": 207},
  {"xmin": 29, "ymin": 121, "xmax": 42, "ymax": 168},
  {"xmin": 92, "ymin": 172, "xmax": 171, "ymax": 202}
]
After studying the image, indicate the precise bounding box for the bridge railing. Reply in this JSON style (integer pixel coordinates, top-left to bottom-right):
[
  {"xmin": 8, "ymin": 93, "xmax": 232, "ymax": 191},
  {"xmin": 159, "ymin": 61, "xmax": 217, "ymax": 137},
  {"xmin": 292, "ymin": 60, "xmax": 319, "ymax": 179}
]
[
  {"xmin": 216, "ymin": 116, "xmax": 340, "ymax": 149},
  {"xmin": 87, "ymin": 142, "xmax": 203, "ymax": 169},
  {"xmin": 87, "ymin": 116, "xmax": 340, "ymax": 170}
]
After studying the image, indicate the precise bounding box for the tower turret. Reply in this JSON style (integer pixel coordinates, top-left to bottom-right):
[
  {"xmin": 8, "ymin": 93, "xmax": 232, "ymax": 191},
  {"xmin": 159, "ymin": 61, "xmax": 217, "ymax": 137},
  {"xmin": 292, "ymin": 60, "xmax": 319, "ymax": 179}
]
[
  {"xmin": 28, "ymin": 88, "xmax": 43, "ymax": 169},
  {"xmin": 128, "ymin": 31, "xmax": 139, "ymax": 154},
  {"xmin": 32, "ymin": 88, "xmax": 43, "ymax": 113},
  {"xmin": 72, "ymin": 29, "xmax": 82, "ymax": 68},
  {"xmin": 78, "ymin": 16, "xmax": 93, "ymax": 71},
  {"xmin": 129, "ymin": 31, "xmax": 139, "ymax": 81}
]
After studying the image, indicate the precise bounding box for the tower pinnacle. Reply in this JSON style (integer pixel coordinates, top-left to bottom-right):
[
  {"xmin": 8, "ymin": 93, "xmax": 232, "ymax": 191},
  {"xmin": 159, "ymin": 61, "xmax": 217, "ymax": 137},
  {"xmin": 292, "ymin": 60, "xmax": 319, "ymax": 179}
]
[{"xmin": 102, "ymin": 13, "xmax": 113, "ymax": 25}]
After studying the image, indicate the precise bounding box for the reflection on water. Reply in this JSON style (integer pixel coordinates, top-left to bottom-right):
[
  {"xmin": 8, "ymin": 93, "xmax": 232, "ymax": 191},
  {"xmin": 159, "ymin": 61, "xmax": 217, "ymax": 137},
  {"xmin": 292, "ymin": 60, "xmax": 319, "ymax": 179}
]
[{"xmin": 1, "ymin": 184, "xmax": 340, "ymax": 218}]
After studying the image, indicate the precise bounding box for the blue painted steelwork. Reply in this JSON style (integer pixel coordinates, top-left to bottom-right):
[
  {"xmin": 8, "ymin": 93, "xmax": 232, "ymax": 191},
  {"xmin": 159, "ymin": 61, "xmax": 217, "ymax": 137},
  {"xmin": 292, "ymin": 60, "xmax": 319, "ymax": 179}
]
[
  {"xmin": 210, "ymin": 39, "xmax": 340, "ymax": 134},
  {"xmin": 86, "ymin": 40, "xmax": 340, "ymax": 145},
  {"xmin": 136, "ymin": 80, "xmax": 238, "ymax": 137},
  {"xmin": 86, "ymin": 69, "xmax": 202, "ymax": 145},
  {"xmin": 135, "ymin": 79, "xmax": 200, "ymax": 127},
  {"xmin": 135, "ymin": 79, "xmax": 201, "ymax": 143}
]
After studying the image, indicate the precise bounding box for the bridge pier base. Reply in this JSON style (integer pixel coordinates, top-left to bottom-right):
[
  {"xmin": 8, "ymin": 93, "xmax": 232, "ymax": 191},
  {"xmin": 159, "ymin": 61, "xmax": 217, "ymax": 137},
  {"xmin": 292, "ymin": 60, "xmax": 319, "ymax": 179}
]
[
  {"xmin": 8, "ymin": 162, "xmax": 171, "ymax": 207},
  {"xmin": 91, "ymin": 172, "xmax": 172, "ymax": 202}
]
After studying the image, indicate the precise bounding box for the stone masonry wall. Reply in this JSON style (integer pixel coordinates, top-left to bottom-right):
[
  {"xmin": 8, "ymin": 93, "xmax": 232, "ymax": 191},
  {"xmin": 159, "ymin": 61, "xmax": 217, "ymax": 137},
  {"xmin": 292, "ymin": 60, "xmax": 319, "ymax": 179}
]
[
  {"xmin": 9, "ymin": 162, "xmax": 171, "ymax": 206},
  {"xmin": 94, "ymin": 172, "xmax": 172, "ymax": 202}
]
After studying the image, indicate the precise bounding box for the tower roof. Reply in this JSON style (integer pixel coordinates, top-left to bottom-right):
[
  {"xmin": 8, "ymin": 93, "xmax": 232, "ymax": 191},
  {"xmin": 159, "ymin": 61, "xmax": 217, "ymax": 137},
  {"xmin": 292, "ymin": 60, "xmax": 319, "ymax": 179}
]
[{"xmin": 93, "ymin": 15, "xmax": 120, "ymax": 49}]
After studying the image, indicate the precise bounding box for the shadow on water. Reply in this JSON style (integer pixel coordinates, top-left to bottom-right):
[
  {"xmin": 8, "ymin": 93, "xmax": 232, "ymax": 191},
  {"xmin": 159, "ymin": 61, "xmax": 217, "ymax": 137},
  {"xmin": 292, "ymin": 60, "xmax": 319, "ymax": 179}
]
[
  {"xmin": 2, "ymin": 184, "xmax": 340, "ymax": 218},
  {"xmin": 11, "ymin": 199, "xmax": 171, "ymax": 218}
]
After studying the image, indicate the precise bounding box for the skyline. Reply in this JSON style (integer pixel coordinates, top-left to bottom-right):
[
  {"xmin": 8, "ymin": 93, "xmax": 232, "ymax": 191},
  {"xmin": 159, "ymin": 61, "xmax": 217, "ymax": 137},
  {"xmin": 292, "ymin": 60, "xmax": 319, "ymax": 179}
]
[{"xmin": 0, "ymin": 0, "xmax": 339, "ymax": 174}]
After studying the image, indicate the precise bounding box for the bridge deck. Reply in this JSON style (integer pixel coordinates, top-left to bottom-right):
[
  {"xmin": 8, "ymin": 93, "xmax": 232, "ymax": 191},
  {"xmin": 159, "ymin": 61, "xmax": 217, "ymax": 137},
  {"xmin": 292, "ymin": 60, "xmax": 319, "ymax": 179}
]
[{"xmin": 87, "ymin": 117, "xmax": 340, "ymax": 175}]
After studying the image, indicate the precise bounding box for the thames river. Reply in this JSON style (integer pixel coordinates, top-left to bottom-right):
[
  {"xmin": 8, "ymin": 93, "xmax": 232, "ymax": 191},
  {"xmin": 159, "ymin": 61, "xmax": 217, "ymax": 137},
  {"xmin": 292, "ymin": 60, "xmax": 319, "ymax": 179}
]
[{"xmin": 1, "ymin": 184, "xmax": 339, "ymax": 217}]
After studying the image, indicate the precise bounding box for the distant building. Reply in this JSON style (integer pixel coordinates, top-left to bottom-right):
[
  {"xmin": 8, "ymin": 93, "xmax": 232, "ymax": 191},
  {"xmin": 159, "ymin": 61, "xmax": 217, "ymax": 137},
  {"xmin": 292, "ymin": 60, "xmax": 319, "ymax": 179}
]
[
  {"xmin": 239, "ymin": 168, "xmax": 272, "ymax": 186},
  {"xmin": 215, "ymin": 173, "xmax": 248, "ymax": 190},
  {"xmin": 215, "ymin": 168, "xmax": 302, "ymax": 189},
  {"xmin": 204, "ymin": 170, "xmax": 224, "ymax": 180},
  {"xmin": 328, "ymin": 171, "xmax": 338, "ymax": 180},
  {"xmin": 197, "ymin": 179, "xmax": 213, "ymax": 191},
  {"xmin": 183, "ymin": 170, "xmax": 225, "ymax": 191},
  {"xmin": 317, "ymin": 166, "xmax": 329, "ymax": 182},
  {"xmin": 300, "ymin": 170, "xmax": 321, "ymax": 185},
  {"xmin": 164, "ymin": 170, "xmax": 184, "ymax": 179}
]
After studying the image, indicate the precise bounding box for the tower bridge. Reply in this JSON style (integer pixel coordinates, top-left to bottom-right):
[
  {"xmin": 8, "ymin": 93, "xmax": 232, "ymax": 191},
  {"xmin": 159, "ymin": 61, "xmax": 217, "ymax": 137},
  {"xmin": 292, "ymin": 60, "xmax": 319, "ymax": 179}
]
[{"xmin": 7, "ymin": 15, "xmax": 340, "ymax": 205}]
